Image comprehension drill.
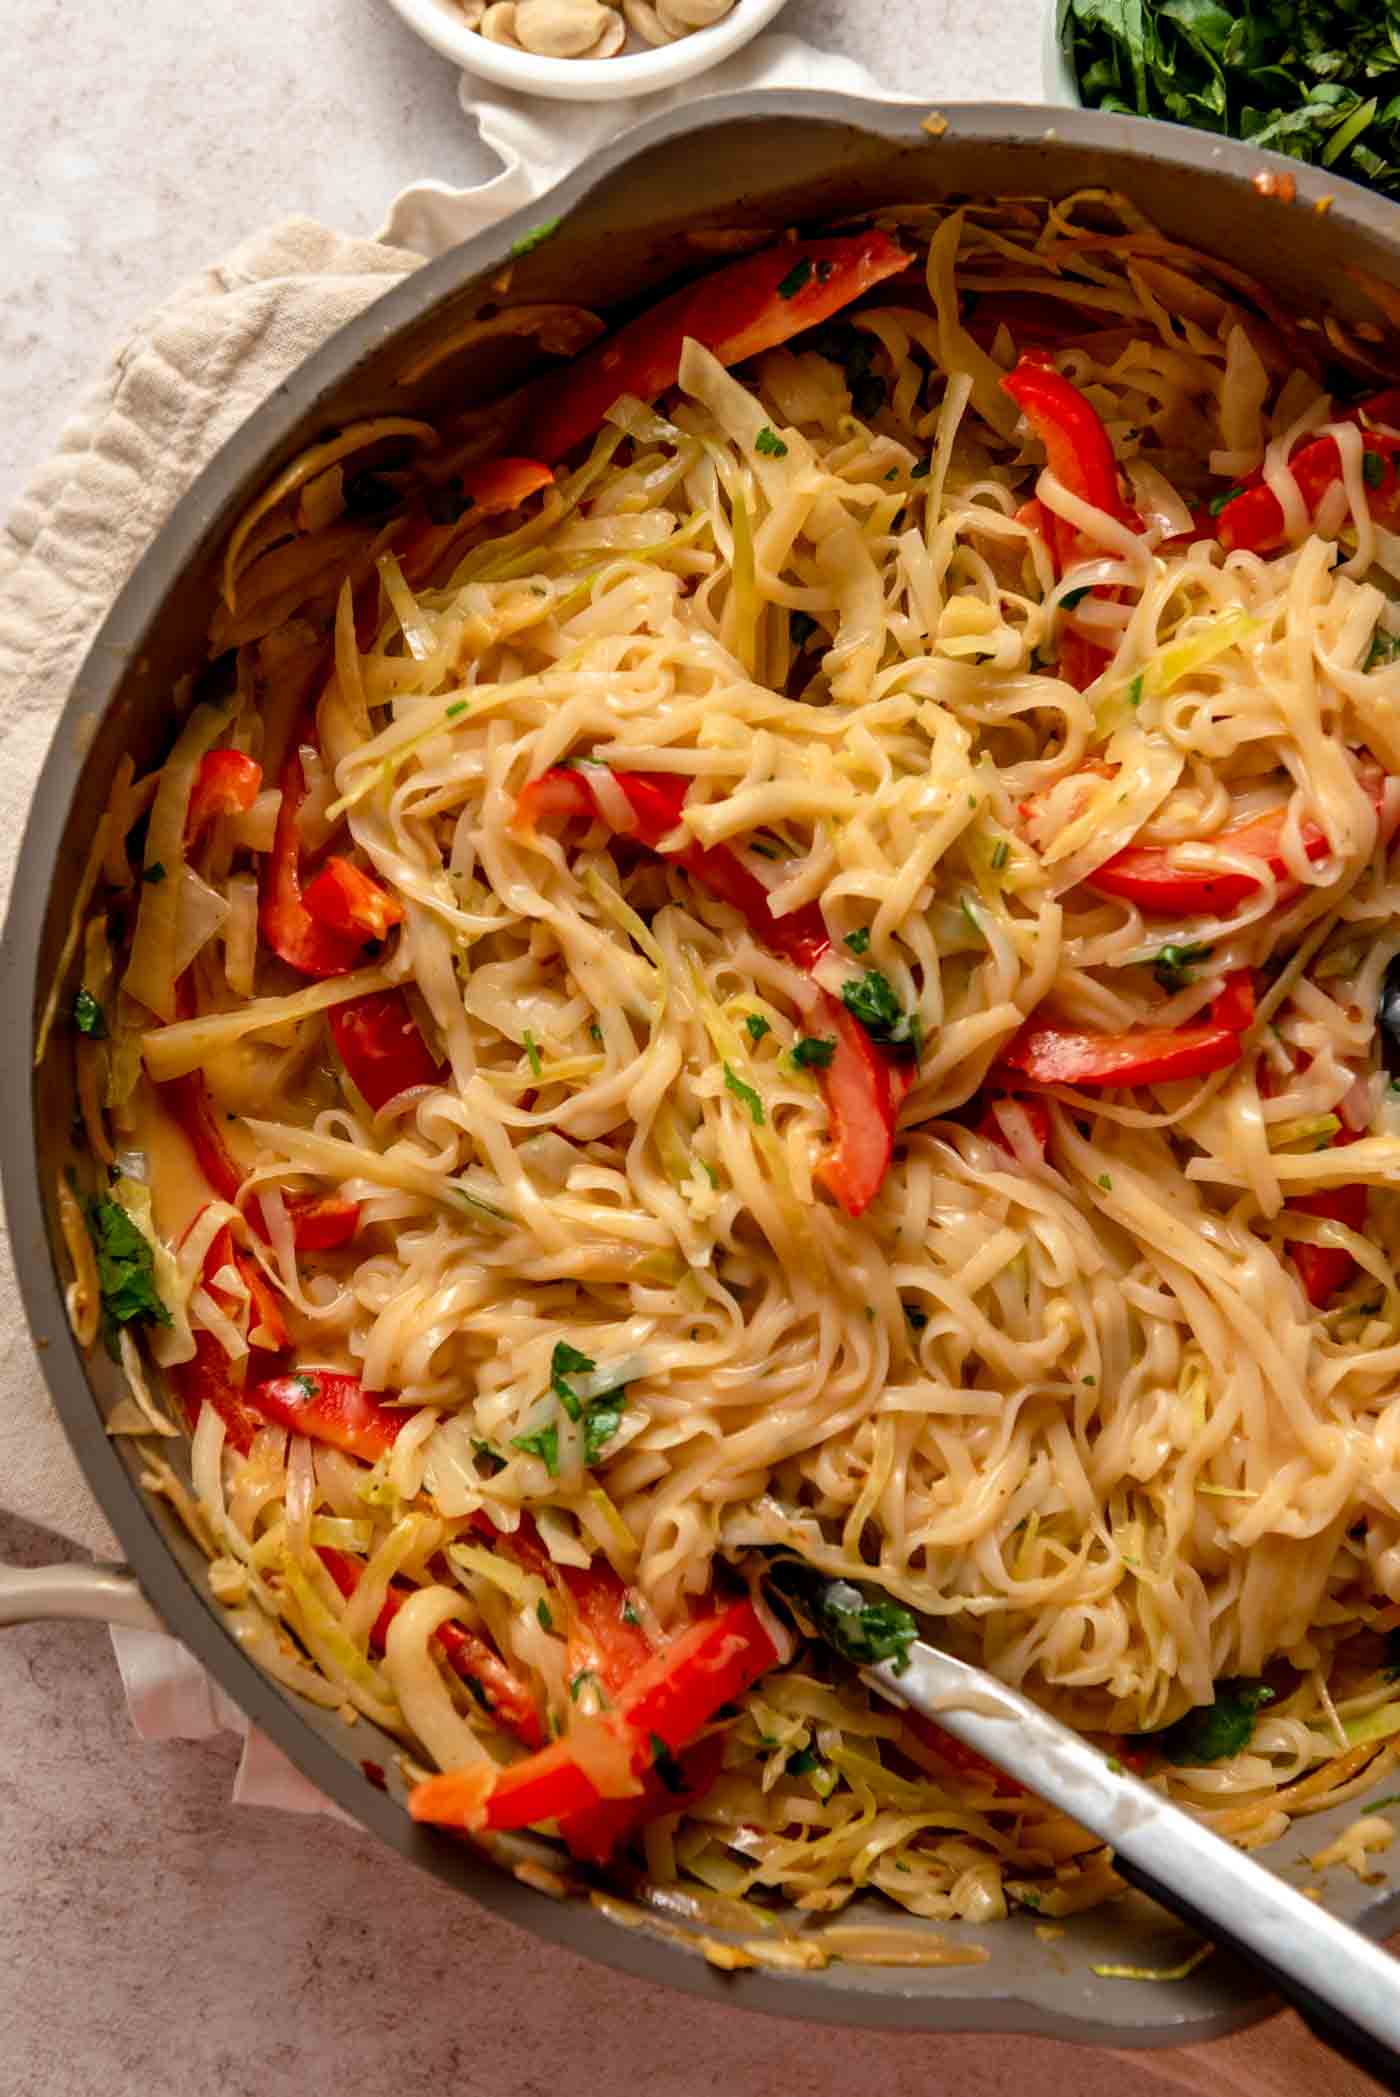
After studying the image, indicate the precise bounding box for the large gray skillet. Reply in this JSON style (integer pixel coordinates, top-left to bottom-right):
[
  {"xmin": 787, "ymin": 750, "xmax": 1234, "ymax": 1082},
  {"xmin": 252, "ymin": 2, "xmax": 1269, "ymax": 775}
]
[{"xmin": 5, "ymin": 92, "xmax": 1400, "ymax": 2046}]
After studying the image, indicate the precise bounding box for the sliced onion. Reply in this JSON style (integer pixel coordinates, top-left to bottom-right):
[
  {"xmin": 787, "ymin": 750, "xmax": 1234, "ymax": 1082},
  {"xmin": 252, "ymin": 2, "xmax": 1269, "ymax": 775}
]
[{"xmin": 170, "ymin": 865, "xmax": 230, "ymax": 984}]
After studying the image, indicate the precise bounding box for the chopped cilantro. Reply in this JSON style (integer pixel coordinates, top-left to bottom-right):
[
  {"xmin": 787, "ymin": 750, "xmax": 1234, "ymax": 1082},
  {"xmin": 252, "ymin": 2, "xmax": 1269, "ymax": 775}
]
[
  {"xmin": 790, "ymin": 1035, "xmax": 836, "ymax": 1070},
  {"xmin": 1154, "ymin": 1679, "xmax": 1274, "ymax": 1765},
  {"xmin": 1153, "ymin": 941, "xmax": 1212, "ymax": 993},
  {"xmin": 549, "ymin": 1339, "xmax": 595, "ymax": 1421},
  {"xmin": 472, "ymin": 1438, "xmax": 506, "ymax": 1477},
  {"xmin": 73, "ymin": 989, "xmax": 107, "ymax": 1039},
  {"xmin": 589, "ymin": 1022, "xmax": 604, "ymax": 1044},
  {"xmin": 884, "ymin": 466, "xmax": 898, "ymax": 482},
  {"xmin": 142, "ymin": 862, "xmax": 166, "ymax": 885},
  {"xmin": 723, "ymin": 1063, "xmax": 765, "ymax": 1125},
  {"xmin": 512, "ymin": 1422, "xmax": 560, "ymax": 1476},
  {"xmin": 755, "ymin": 426, "xmax": 789, "ymax": 459},
  {"xmin": 621, "ymin": 1598, "xmax": 642, "ymax": 1627},
  {"xmin": 583, "ymin": 1392, "xmax": 627, "ymax": 1464},
  {"xmin": 786, "ymin": 1745, "xmax": 822, "ymax": 1776},
  {"xmin": 1097, "ymin": 1173, "xmax": 1113, "ymax": 1191},
  {"xmin": 446, "ymin": 700, "xmax": 468, "ymax": 721},
  {"xmin": 776, "ymin": 258, "xmax": 813, "ymax": 299},
  {"xmin": 1364, "ymin": 450, "xmax": 1387, "ymax": 489},
  {"xmin": 813, "ymin": 1579, "xmax": 918, "ymax": 1675},
  {"xmin": 569, "ymin": 1669, "xmax": 602, "ymax": 1703},
  {"xmin": 911, "ymin": 457, "xmax": 932, "ymax": 480},
  {"xmin": 293, "ymin": 1372, "xmax": 320, "ymax": 1398},
  {"xmin": 845, "ymin": 927, "xmax": 871, "ymax": 955},
  {"xmin": 990, "ymin": 839, "xmax": 1011, "ymax": 872},
  {"xmin": 650, "ymin": 1733, "xmax": 686, "ymax": 1793},
  {"xmin": 1208, "ymin": 484, "xmax": 1246, "ymax": 517},
  {"xmin": 85, "ymin": 1197, "xmax": 171, "ymax": 1359},
  {"xmin": 1367, "ymin": 627, "xmax": 1400, "ymax": 669},
  {"xmin": 537, "ymin": 1597, "xmax": 555, "ymax": 1633},
  {"xmin": 510, "ymin": 219, "xmax": 560, "ymax": 258},
  {"xmin": 745, "ymin": 1014, "xmax": 771, "ymax": 1045},
  {"xmin": 841, "ymin": 969, "xmax": 920, "ymax": 1059},
  {"xmin": 790, "ymin": 611, "xmax": 818, "ymax": 650},
  {"xmin": 1061, "ymin": 585, "xmax": 1091, "ymax": 609},
  {"xmin": 698, "ymin": 1159, "xmax": 719, "ymax": 1188},
  {"xmin": 523, "ymin": 1028, "xmax": 543, "ymax": 1079},
  {"xmin": 903, "ymin": 1302, "xmax": 928, "ymax": 1332},
  {"xmin": 1127, "ymin": 674, "xmax": 1144, "ymax": 707}
]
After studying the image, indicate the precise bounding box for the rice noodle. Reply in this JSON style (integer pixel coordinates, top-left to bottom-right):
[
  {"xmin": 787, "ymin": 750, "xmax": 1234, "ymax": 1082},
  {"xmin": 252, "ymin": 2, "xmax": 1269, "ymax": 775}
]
[{"xmin": 70, "ymin": 187, "xmax": 1400, "ymax": 1930}]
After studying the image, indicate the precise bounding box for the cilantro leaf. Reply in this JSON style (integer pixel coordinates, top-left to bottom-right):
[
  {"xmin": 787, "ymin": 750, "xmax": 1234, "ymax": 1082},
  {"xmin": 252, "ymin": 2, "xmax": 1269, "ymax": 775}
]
[
  {"xmin": 840, "ymin": 969, "xmax": 921, "ymax": 1059},
  {"xmin": 844, "ymin": 927, "xmax": 871, "ymax": 955},
  {"xmin": 1155, "ymin": 1679, "xmax": 1274, "ymax": 1765},
  {"xmin": 549, "ymin": 1338, "xmax": 595, "ymax": 1421},
  {"xmin": 583, "ymin": 1394, "xmax": 627, "ymax": 1464},
  {"xmin": 755, "ymin": 426, "xmax": 789, "ymax": 459},
  {"xmin": 73, "ymin": 989, "xmax": 108, "ymax": 1039},
  {"xmin": 650, "ymin": 1733, "xmax": 687, "ymax": 1792},
  {"xmin": 1209, "ymin": 484, "xmax": 1247, "ymax": 516},
  {"xmin": 523, "ymin": 1028, "xmax": 542, "ymax": 1078},
  {"xmin": 512, "ymin": 1422, "xmax": 560, "ymax": 1475},
  {"xmin": 776, "ymin": 258, "xmax": 813, "ymax": 299},
  {"xmin": 85, "ymin": 1197, "xmax": 171, "ymax": 1358},
  {"xmin": 745, "ymin": 1014, "xmax": 771, "ymax": 1045},
  {"xmin": 1152, "ymin": 941, "xmax": 1213, "ymax": 992},
  {"xmin": 790, "ymin": 1035, "xmax": 836, "ymax": 1070},
  {"xmin": 813, "ymin": 1578, "xmax": 919, "ymax": 1675},
  {"xmin": 723, "ymin": 1063, "xmax": 765, "ymax": 1124},
  {"xmin": 1368, "ymin": 627, "xmax": 1400, "ymax": 670},
  {"xmin": 1364, "ymin": 449, "xmax": 1387, "ymax": 489}
]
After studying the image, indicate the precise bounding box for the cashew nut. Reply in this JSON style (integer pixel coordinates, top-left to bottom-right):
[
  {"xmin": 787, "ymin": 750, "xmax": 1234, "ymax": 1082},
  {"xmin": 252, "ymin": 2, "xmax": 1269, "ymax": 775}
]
[
  {"xmin": 478, "ymin": 3, "xmax": 522, "ymax": 42},
  {"xmin": 657, "ymin": 0, "xmax": 733, "ymax": 29},
  {"xmin": 513, "ymin": 0, "xmax": 621, "ymax": 56}
]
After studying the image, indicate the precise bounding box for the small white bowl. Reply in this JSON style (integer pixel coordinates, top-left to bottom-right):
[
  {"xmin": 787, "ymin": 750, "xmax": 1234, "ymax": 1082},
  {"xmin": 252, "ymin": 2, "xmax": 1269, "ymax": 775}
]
[{"xmin": 385, "ymin": 0, "xmax": 791, "ymax": 102}]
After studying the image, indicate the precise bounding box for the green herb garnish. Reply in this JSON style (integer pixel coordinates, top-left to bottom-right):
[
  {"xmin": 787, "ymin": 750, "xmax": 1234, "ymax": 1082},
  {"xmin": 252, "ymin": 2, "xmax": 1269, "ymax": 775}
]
[
  {"xmin": 549, "ymin": 1339, "xmax": 595, "ymax": 1419},
  {"xmin": 903, "ymin": 1302, "xmax": 929, "ymax": 1332},
  {"xmin": 446, "ymin": 700, "xmax": 468, "ymax": 720},
  {"xmin": 840, "ymin": 969, "xmax": 921, "ymax": 1059},
  {"xmin": 1154, "ymin": 1679, "xmax": 1274, "ymax": 1766},
  {"xmin": 73, "ymin": 989, "xmax": 107, "ymax": 1039},
  {"xmin": 1153, "ymin": 941, "xmax": 1213, "ymax": 992},
  {"xmin": 537, "ymin": 1597, "xmax": 555, "ymax": 1632},
  {"xmin": 777, "ymin": 258, "xmax": 813, "ymax": 299},
  {"xmin": 583, "ymin": 1394, "xmax": 627, "ymax": 1464},
  {"xmin": 510, "ymin": 219, "xmax": 560, "ymax": 258},
  {"xmin": 1365, "ymin": 450, "xmax": 1387, "ymax": 489},
  {"xmin": 523, "ymin": 1029, "xmax": 543, "ymax": 1079},
  {"xmin": 512, "ymin": 1423, "xmax": 560, "ymax": 1475},
  {"xmin": 723, "ymin": 1063, "xmax": 765, "ymax": 1125},
  {"xmin": 745, "ymin": 1014, "xmax": 771, "ymax": 1045},
  {"xmin": 142, "ymin": 863, "xmax": 166, "ymax": 885},
  {"xmin": 1061, "ymin": 585, "xmax": 1092, "ymax": 609},
  {"xmin": 813, "ymin": 1578, "xmax": 919, "ymax": 1675},
  {"xmin": 790, "ymin": 1035, "xmax": 836, "ymax": 1070},
  {"xmin": 85, "ymin": 1197, "xmax": 171, "ymax": 1358},
  {"xmin": 845, "ymin": 927, "xmax": 871, "ymax": 955},
  {"xmin": 1059, "ymin": 0, "xmax": 1400, "ymax": 204},
  {"xmin": 755, "ymin": 426, "xmax": 789, "ymax": 459},
  {"xmin": 650, "ymin": 1733, "xmax": 687, "ymax": 1793},
  {"xmin": 1367, "ymin": 628, "xmax": 1400, "ymax": 670},
  {"xmin": 1209, "ymin": 484, "xmax": 1247, "ymax": 517}
]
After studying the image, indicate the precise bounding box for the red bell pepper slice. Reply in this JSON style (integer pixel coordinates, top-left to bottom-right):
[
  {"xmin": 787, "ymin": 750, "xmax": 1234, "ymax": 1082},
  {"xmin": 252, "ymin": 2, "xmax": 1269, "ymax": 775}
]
[
  {"xmin": 409, "ymin": 1597, "xmax": 777, "ymax": 1834},
  {"xmin": 1002, "ymin": 352, "xmax": 1133, "ymax": 567},
  {"xmin": 156, "ymin": 1069, "xmax": 361, "ymax": 1252},
  {"xmin": 556, "ymin": 1732, "xmax": 725, "ymax": 1866},
  {"xmin": 516, "ymin": 766, "xmax": 900, "ymax": 1212},
  {"xmin": 904, "ymin": 1710, "xmax": 1024, "ymax": 1796},
  {"xmin": 244, "ymin": 1370, "xmax": 404, "ymax": 1463},
  {"xmin": 1217, "ymin": 427, "xmax": 1400, "ymax": 557},
  {"xmin": 998, "ymin": 970, "xmax": 1255, "ymax": 1089},
  {"xmin": 302, "ymin": 857, "xmax": 404, "ymax": 944},
  {"xmin": 260, "ymin": 750, "xmax": 365, "ymax": 979},
  {"xmin": 169, "ymin": 1330, "xmax": 267, "ymax": 1456},
  {"xmin": 200, "ymin": 1221, "xmax": 291, "ymax": 1352},
  {"xmin": 1088, "ymin": 772, "xmax": 1387, "ymax": 917},
  {"xmin": 976, "ymin": 1094, "xmax": 1052, "ymax": 1158},
  {"xmin": 328, "ymin": 988, "xmax": 445, "ymax": 1113},
  {"xmin": 186, "ymin": 749, "xmax": 262, "ymax": 847},
  {"xmin": 1289, "ymin": 1179, "xmax": 1368, "ymax": 1306},
  {"xmin": 814, "ymin": 992, "xmax": 913, "ymax": 1217},
  {"xmin": 317, "ymin": 1546, "xmax": 544, "ymax": 1750},
  {"xmin": 521, "ymin": 232, "xmax": 910, "ymax": 465}
]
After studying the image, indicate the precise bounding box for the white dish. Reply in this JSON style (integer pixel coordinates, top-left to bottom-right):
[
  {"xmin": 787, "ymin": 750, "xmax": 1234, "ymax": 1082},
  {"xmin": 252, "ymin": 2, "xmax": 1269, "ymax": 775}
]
[{"xmin": 384, "ymin": 0, "xmax": 791, "ymax": 101}]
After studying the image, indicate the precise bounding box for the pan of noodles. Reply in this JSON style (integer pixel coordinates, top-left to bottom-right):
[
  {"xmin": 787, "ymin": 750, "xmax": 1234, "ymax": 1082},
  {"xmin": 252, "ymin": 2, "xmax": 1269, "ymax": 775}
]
[{"xmin": 10, "ymin": 93, "xmax": 1400, "ymax": 2044}]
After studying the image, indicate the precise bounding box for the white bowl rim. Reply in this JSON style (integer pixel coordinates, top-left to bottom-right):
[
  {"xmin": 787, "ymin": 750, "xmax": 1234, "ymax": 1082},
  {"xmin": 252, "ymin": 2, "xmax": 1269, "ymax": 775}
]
[{"xmin": 383, "ymin": 0, "xmax": 791, "ymax": 102}]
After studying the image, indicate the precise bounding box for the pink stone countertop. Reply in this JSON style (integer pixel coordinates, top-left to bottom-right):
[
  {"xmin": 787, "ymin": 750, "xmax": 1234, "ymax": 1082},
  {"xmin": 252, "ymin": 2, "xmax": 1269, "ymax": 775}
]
[{"xmin": 1, "ymin": 4, "xmax": 1396, "ymax": 2092}]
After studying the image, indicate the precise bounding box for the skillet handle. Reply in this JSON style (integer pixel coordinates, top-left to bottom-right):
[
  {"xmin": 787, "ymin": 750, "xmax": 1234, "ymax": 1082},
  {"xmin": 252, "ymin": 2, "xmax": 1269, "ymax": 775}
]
[{"xmin": 0, "ymin": 1562, "xmax": 162, "ymax": 1632}]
